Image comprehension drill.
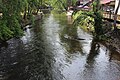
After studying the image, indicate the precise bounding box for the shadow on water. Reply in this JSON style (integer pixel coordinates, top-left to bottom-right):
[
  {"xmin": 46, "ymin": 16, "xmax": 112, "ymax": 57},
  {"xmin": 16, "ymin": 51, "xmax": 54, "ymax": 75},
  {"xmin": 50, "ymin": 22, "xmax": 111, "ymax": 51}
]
[
  {"xmin": 0, "ymin": 42, "xmax": 8, "ymax": 51},
  {"xmin": 83, "ymin": 38, "xmax": 120, "ymax": 80},
  {"xmin": 0, "ymin": 38, "xmax": 27, "ymax": 80},
  {"xmin": 86, "ymin": 39, "xmax": 100, "ymax": 67}
]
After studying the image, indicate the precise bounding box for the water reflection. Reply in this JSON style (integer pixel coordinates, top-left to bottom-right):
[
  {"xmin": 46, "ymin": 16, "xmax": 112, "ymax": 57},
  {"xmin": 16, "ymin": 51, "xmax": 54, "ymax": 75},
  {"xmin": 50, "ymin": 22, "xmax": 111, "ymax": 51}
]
[
  {"xmin": 67, "ymin": 16, "xmax": 73, "ymax": 24},
  {"xmin": 60, "ymin": 24, "xmax": 83, "ymax": 54},
  {"xmin": 21, "ymin": 25, "xmax": 33, "ymax": 44},
  {"xmin": 21, "ymin": 19, "xmax": 64, "ymax": 80}
]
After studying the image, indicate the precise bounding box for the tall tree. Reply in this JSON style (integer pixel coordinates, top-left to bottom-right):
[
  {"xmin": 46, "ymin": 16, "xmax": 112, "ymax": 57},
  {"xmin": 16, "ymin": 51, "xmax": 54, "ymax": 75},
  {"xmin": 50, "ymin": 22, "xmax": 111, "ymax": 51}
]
[{"xmin": 93, "ymin": 0, "xmax": 103, "ymax": 36}]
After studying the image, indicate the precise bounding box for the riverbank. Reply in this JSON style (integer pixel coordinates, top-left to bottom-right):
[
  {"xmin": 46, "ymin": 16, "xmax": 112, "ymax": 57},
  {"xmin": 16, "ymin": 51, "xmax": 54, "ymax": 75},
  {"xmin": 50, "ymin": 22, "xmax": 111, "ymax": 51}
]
[{"xmin": 104, "ymin": 29, "xmax": 120, "ymax": 53}]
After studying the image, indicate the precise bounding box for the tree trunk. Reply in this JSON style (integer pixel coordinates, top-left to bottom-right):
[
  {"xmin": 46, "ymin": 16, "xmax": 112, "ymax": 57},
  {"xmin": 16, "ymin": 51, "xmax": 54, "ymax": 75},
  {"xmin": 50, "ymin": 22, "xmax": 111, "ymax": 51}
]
[
  {"xmin": 23, "ymin": 7, "xmax": 27, "ymax": 20},
  {"xmin": 67, "ymin": 0, "xmax": 71, "ymax": 7},
  {"xmin": 36, "ymin": 8, "xmax": 39, "ymax": 14},
  {"xmin": 114, "ymin": 0, "xmax": 120, "ymax": 30}
]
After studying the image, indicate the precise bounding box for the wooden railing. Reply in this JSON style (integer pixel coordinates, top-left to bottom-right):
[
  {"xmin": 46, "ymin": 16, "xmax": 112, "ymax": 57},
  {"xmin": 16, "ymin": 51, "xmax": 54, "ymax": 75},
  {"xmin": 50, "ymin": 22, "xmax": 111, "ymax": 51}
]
[{"xmin": 103, "ymin": 11, "xmax": 120, "ymax": 21}]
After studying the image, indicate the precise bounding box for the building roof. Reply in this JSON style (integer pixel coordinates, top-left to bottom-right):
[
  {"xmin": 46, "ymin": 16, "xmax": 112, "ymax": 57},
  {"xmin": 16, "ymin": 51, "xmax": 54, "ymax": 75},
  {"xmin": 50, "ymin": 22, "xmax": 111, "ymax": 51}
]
[{"xmin": 100, "ymin": 0, "xmax": 115, "ymax": 4}]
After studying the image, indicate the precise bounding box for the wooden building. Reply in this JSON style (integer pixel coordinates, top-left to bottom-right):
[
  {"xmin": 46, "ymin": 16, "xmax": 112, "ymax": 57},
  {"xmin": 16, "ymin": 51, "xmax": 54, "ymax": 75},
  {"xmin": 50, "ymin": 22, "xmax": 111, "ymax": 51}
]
[{"xmin": 101, "ymin": 0, "xmax": 120, "ymax": 21}]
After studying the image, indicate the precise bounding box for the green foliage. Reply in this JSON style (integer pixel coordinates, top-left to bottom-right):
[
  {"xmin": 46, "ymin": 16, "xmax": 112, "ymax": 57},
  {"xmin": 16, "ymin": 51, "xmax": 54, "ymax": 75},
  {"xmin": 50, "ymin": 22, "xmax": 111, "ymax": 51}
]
[
  {"xmin": 73, "ymin": 11, "xmax": 94, "ymax": 32},
  {"xmin": 94, "ymin": 34, "xmax": 110, "ymax": 41},
  {"xmin": 0, "ymin": 0, "xmax": 24, "ymax": 41},
  {"xmin": 0, "ymin": 0, "xmax": 43, "ymax": 41},
  {"xmin": 0, "ymin": 20, "xmax": 13, "ymax": 40},
  {"xmin": 73, "ymin": 11, "xmax": 94, "ymax": 24},
  {"xmin": 50, "ymin": 0, "xmax": 66, "ymax": 11},
  {"xmin": 50, "ymin": 0, "xmax": 77, "ymax": 11}
]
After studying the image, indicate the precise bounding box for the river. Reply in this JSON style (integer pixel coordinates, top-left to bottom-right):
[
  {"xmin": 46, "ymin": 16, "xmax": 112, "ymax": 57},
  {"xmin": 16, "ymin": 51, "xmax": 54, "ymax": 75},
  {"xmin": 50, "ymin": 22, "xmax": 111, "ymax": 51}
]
[{"xmin": 0, "ymin": 12, "xmax": 120, "ymax": 80}]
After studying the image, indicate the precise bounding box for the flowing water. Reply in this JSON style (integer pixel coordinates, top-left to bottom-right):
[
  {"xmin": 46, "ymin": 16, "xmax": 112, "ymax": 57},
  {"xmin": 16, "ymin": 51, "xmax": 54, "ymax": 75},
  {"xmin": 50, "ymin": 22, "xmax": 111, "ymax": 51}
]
[{"xmin": 0, "ymin": 12, "xmax": 120, "ymax": 80}]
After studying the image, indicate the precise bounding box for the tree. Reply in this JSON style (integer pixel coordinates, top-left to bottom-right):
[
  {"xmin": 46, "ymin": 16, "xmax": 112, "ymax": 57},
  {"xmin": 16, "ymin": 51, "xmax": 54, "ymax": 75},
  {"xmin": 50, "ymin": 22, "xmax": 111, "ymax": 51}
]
[
  {"xmin": 0, "ymin": 0, "xmax": 25, "ymax": 41},
  {"xmin": 73, "ymin": 0, "xmax": 103, "ymax": 38},
  {"xmin": 0, "ymin": 0, "xmax": 44, "ymax": 42}
]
